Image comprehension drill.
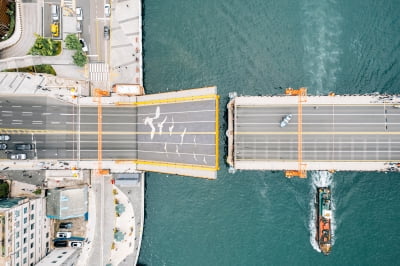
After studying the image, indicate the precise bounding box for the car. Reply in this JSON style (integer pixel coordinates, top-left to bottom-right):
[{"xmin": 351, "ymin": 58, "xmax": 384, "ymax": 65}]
[
  {"xmin": 104, "ymin": 4, "xmax": 111, "ymax": 17},
  {"xmin": 76, "ymin": 21, "xmax": 82, "ymax": 33},
  {"xmin": 56, "ymin": 232, "xmax": 72, "ymax": 238},
  {"xmin": 104, "ymin": 26, "xmax": 110, "ymax": 40},
  {"xmin": 79, "ymin": 38, "xmax": 88, "ymax": 52},
  {"xmin": 0, "ymin": 135, "xmax": 10, "ymax": 141},
  {"xmin": 54, "ymin": 241, "xmax": 68, "ymax": 248},
  {"xmin": 51, "ymin": 23, "xmax": 59, "ymax": 37},
  {"xmin": 51, "ymin": 4, "xmax": 59, "ymax": 21},
  {"xmin": 15, "ymin": 144, "xmax": 34, "ymax": 150},
  {"xmin": 70, "ymin": 241, "xmax": 83, "ymax": 248},
  {"xmin": 76, "ymin": 7, "xmax": 83, "ymax": 21},
  {"xmin": 10, "ymin": 154, "xmax": 27, "ymax": 160},
  {"xmin": 0, "ymin": 144, "xmax": 7, "ymax": 150},
  {"xmin": 280, "ymin": 114, "xmax": 293, "ymax": 128},
  {"xmin": 60, "ymin": 222, "xmax": 73, "ymax": 229}
]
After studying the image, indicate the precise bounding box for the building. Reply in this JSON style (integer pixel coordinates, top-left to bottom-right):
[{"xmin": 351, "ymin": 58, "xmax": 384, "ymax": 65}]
[
  {"xmin": 46, "ymin": 187, "xmax": 88, "ymax": 220},
  {"xmin": 0, "ymin": 197, "xmax": 51, "ymax": 266},
  {"xmin": 36, "ymin": 248, "xmax": 80, "ymax": 266}
]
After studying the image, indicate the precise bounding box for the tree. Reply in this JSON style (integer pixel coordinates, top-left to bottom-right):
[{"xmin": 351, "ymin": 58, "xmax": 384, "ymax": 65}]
[
  {"xmin": 28, "ymin": 34, "xmax": 59, "ymax": 56},
  {"xmin": 73, "ymin": 50, "xmax": 88, "ymax": 67},
  {"xmin": 65, "ymin": 34, "xmax": 81, "ymax": 50}
]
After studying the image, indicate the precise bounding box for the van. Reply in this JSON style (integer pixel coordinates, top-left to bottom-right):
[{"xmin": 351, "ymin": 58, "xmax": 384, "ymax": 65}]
[
  {"xmin": 10, "ymin": 154, "xmax": 27, "ymax": 160},
  {"xmin": 15, "ymin": 144, "xmax": 34, "ymax": 150},
  {"xmin": 51, "ymin": 5, "xmax": 59, "ymax": 21}
]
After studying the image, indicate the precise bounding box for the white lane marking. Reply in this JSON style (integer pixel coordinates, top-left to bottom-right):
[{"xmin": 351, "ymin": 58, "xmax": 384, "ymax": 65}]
[
  {"xmin": 2, "ymin": 111, "xmax": 12, "ymax": 113},
  {"xmin": 168, "ymin": 117, "xmax": 174, "ymax": 136},
  {"xmin": 164, "ymin": 143, "xmax": 168, "ymax": 158},
  {"xmin": 51, "ymin": 121, "xmax": 61, "ymax": 124},
  {"xmin": 157, "ymin": 116, "xmax": 167, "ymax": 135},
  {"xmin": 32, "ymin": 106, "xmax": 42, "ymax": 108},
  {"xmin": 60, "ymin": 114, "xmax": 75, "ymax": 116},
  {"xmin": 2, "ymin": 114, "xmax": 12, "ymax": 117},
  {"xmin": 42, "ymin": 113, "xmax": 52, "ymax": 116},
  {"xmin": 22, "ymin": 112, "xmax": 33, "ymax": 116},
  {"xmin": 64, "ymin": 140, "xmax": 215, "ymax": 145},
  {"xmin": 175, "ymin": 145, "xmax": 180, "ymax": 157},
  {"xmin": 180, "ymin": 128, "xmax": 186, "ymax": 145},
  {"xmin": 203, "ymin": 156, "xmax": 207, "ymax": 164},
  {"xmin": 12, "ymin": 120, "xmax": 23, "ymax": 122},
  {"xmin": 12, "ymin": 106, "xmax": 21, "ymax": 108},
  {"xmin": 193, "ymin": 152, "xmax": 197, "ymax": 161},
  {"xmin": 138, "ymin": 108, "xmax": 215, "ymax": 117},
  {"xmin": 143, "ymin": 107, "xmax": 160, "ymax": 140},
  {"xmin": 32, "ymin": 121, "xmax": 43, "ymax": 123}
]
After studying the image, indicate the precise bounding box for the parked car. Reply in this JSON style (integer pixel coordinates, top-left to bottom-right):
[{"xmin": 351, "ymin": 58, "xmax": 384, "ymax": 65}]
[
  {"xmin": 51, "ymin": 4, "xmax": 59, "ymax": 21},
  {"xmin": 0, "ymin": 135, "xmax": 10, "ymax": 141},
  {"xmin": 79, "ymin": 38, "xmax": 88, "ymax": 52},
  {"xmin": 76, "ymin": 7, "xmax": 83, "ymax": 21},
  {"xmin": 15, "ymin": 144, "xmax": 34, "ymax": 150},
  {"xmin": 0, "ymin": 144, "xmax": 7, "ymax": 150},
  {"xmin": 70, "ymin": 241, "xmax": 83, "ymax": 248},
  {"xmin": 54, "ymin": 241, "xmax": 68, "ymax": 248},
  {"xmin": 104, "ymin": 26, "xmax": 110, "ymax": 40},
  {"xmin": 76, "ymin": 21, "xmax": 82, "ymax": 33},
  {"xmin": 280, "ymin": 114, "xmax": 293, "ymax": 128},
  {"xmin": 56, "ymin": 232, "xmax": 72, "ymax": 238},
  {"xmin": 104, "ymin": 4, "xmax": 111, "ymax": 17},
  {"xmin": 10, "ymin": 154, "xmax": 27, "ymax": 160},
  {"xmin": 59, "ymin": 222, "xmax": 73, "ymax": 229}
]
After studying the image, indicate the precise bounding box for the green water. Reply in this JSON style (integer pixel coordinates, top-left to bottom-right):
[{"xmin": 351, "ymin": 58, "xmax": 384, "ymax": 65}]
[{"xmin": 139, "ymin": 0, "xmax": 400, "ymax": 265}]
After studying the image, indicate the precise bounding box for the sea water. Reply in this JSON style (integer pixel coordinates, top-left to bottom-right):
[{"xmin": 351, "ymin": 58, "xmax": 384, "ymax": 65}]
[{"xmin": 139, "ymin": 0, "xmax": 400, "ymax": 265}]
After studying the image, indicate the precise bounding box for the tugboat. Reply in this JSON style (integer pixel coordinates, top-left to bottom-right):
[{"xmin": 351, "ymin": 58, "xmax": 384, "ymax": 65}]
[{"xmin": 316, "ymin": 187, "xmax": 332, "ymax": 255}]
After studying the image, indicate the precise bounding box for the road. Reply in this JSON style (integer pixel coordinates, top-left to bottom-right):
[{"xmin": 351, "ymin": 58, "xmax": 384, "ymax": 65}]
[
  {"xmin": 235, "ymin": 104, "xmax": 400, "ymax": 161},
  {"xmin": 0, "ymin": 96, "xmax": 218, "ymax": 168}
]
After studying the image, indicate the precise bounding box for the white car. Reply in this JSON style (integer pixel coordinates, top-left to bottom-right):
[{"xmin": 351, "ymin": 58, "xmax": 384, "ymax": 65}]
[
  {"xmin": 79, "ymin": 38, "xmax": 88, "ymax": 52},
  {"xmin": 280, "ymin": 114, "xmax": 293, "ymax": 128},
  {"xmin": 70, "ymin": 241, "xmax": 83, "ymax": 248},
  {"xmin": 56, "ymin": 232, "xmax": 72, "ymax": 238},
  {"xmin": 10, "ymin": 154, "xmax": 27, "ymax": 160},
  {"xmin": 76, "ymin": 22, "xmax": 82, "ymax": 33},
  {"xmin": 76, "ymin": 7, "xmax": 83, "ymax": 21},
  {"xmin": 0, "ymin": 134, "xmax": 10, "ymax": 141},
  {"xmin": 104, "ymin": 4, "xmax": 111, "ymax": 17}
]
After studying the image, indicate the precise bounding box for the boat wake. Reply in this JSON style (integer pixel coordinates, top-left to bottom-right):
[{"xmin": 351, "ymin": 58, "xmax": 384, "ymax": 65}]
[
  {"xmin": 302, "ymin": 0, "xmax": 342, "ymax": 94},
  {"xmin": 309, "ymin": 171, "xmax": 336, "ymax": 253}
]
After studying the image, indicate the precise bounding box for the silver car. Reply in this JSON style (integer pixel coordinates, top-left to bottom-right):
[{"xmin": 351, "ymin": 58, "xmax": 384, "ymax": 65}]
[
  {"xmin": 0, "ymin": 134, "xmax": 10, "ymax": 141},
  {"xmin": 280, "ymin": 114, "xmax": 293, "ymax": 128},
  {"xmin": 10, "ymin": 154, "xmax": 27, "ymax": 160},
  {"xmin": 0, "ymin": 143, "xmax": 7, "ymax": 150}
]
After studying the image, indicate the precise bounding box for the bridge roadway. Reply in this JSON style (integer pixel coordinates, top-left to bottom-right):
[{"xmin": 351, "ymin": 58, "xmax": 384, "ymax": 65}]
[
  {"xmin": 0, "ymin": 95, "xmax": 218, "ymax": 172},
  {"xmin": 230, "ymin": 95, "xmax": 400, "ymax": 171}
]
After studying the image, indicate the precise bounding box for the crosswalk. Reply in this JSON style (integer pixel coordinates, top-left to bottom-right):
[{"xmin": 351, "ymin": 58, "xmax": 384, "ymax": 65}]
[{"xmin": 89, "ymin": 63, "xmax": 109, "ymax": 82}]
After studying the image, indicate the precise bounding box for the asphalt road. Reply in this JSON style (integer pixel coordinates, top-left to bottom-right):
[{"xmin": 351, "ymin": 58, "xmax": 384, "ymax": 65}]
[
  {"xmin": 235, "ymin": 104, "xmax": 400, "ymax": 161},
  {"xmin": 0, "ymin": 96, "xmax": 217, "ymax": 167}
]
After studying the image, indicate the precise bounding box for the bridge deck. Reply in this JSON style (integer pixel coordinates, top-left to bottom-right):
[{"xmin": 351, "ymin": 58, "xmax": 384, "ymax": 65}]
[{"xmin": 228, "ymin": 94, "xmax": 400, "ymax": 172}]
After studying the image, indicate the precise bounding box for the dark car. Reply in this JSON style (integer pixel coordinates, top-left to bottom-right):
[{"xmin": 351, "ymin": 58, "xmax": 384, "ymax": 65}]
[
  {"xmin": 104, "ymin": 26, "xmax": 110, "ymax": 40},
  {"xmin": 54, "ymin": 240, "xmax": 68, "ymax": 248},
  {"xmin": 15, "ymin": 144, "xmax": 34, "ymax": 150},
  {"xmin": 0, "ymin": 143, "xmax": 7, "ymax": 150},
  {"xmin": 59, "ymin": 222, "xmax": 73, "ymax": 229}
]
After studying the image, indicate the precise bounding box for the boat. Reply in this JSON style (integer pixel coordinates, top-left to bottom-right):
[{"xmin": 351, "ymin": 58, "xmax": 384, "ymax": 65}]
[{"xmin": 316, "ymin": 187, "xmax": 332, "ymax": 255}]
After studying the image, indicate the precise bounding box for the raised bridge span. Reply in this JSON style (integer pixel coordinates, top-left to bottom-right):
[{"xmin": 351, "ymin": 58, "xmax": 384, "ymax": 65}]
[
  {"xmin": 227, "ymin": 93, "xmax": 400, "ymax": 176},
  {"xmin": 0, "ymin": 87, "xmax": 219, "ymax": 179}
]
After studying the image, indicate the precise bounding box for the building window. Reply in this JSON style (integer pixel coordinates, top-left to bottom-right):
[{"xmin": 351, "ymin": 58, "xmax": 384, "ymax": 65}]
[
  {"xmin": 23, "ymin": 237, "xmax": 26, "ymax": 244},
  {"xmin": 16, "ymin": 251, "xmax": 19, "ymax": 258},
  {"xmin": 30, "ymin": 263, "xmax": 33, "ymax": 266},
  {"xmin": 23, "ymin": 258, "xmax": 27, "ymax": 264},
  {"xmin": 23, "ymin": 217, "xmax": 27, "ymax": 224},
  {"xmin": 30, "ymin": 253, "xmax": 33, "ymax": 258},
  {"xmin": 23, "ymin": 247, "xmax": 27, "ymax": 253},
  {"xmin": 30, "ymin": 233, "xmax": 34, "ymax": 239},
  {"xmin": 15, "ymin": 210, "xmax": 20, "ymax": 217},
  {"xmin": 46, "ymin": 241, "xmax": 49, "ymax": 248},
  {"xmin": 57, "ymin": 255, "xmax": 62, "ymax": 258},
  {"xmin": 16, "ymin": 231, "xmax": 20, "ymax": 238},
  {"xmin": 30, "ymin": 242, "xmax": 33, "ymax": 248},
  {"xmin": 62, "ymin": 251, "xmax": 67, "ymax": 254},
  {"xmin": 46, "ymin": 232, "xmax": 49, "ymax": 238},
  {"xmin": 24, "ymin": 207, "xmax": 27, "ymax": 214},
  {"xmin": 31, "ymin": 205, "xmax": 34, "ymax": 210},
  {"xmin": 30, "ymin": 224, "xmax": 34, "ymax": 230},
  {"xmin": 24, "ymin": 228, "xmax": 27, "ymax": 234},
  {"xmin": 16, "ymin": 263, "xmax": 19, "ymax": 266},
  {"xmin": 30, "ymin": 214, "xmax": 34, "ymax": 220},
  {"xmin": 16, "ymin": 221, "xmax": 20, "ymax": 227},
  {"xmin": 52, "ymin": 261, "xmax": 57, "ymax": 263},
  {"xmin": 16, "ymin": 242, "xmax": 19, "ymax": 248}
]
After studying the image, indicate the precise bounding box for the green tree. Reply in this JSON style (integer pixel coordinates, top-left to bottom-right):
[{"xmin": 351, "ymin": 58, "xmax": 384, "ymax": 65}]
[
  {"xmin": 65, "ymin": 34, "xmax": 81, "ymax": 50},
  {"xmin": 73, "ymin": 50, "xmax": 88, "ymax": 67},
  {"xmin": 28, "ymin": 34, "xmax": 59, "ymax": 56}
]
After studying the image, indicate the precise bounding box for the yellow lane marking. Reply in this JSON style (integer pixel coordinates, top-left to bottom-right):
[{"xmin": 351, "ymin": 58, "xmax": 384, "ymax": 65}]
[
  {"xmin": 236, "ymin": 159, "xmax": 400, "ymax": 162},
  {"xmin": 215, "ymin": 95, "xmax": 220, "ymax": 170},
  {"xmin": 236, "ymin": 131, "xmax": 400, "ymax": 135},
  {"xmin": 0, "ymin": 128, "xmax": 216, "ymax": 135},
  {"xmin": 135, "ymin": 159, "xmax": 218, "ymax": 171},
  {"xmin": 116, "ymin": 94, "xmax": 218, "ymax": 106}
]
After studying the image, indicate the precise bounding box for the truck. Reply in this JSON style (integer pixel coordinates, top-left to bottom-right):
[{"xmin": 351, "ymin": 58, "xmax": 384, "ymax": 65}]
[
  {"xmin": 112, "ymin": 84, "xmax": 144, "ymax": 96},
  {"xmin": 51, "ymin": 23, "xmax": 59, "ymax": 37}
]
